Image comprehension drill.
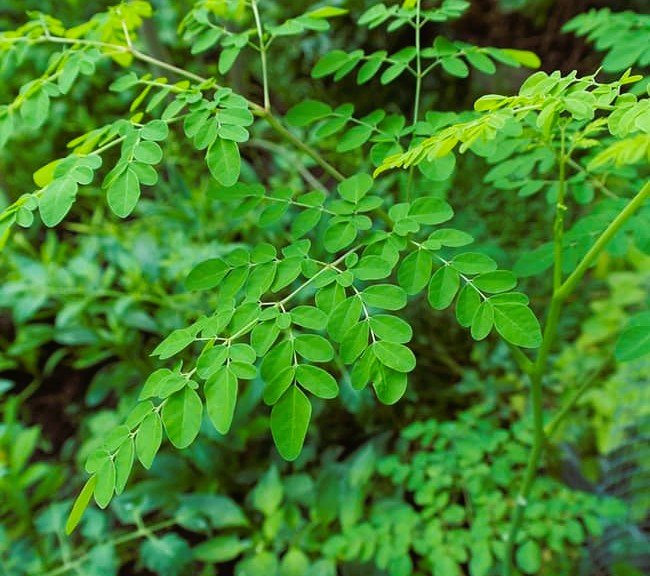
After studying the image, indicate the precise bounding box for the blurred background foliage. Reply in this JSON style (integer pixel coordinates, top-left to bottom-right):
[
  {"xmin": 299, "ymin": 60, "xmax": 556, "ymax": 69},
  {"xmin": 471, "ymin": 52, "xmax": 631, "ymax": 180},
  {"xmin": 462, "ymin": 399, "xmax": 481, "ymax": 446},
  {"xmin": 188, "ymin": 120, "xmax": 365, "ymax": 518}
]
[{"xmin": 0, "ymin": 1, "xmax": 648, "ymax": 575}]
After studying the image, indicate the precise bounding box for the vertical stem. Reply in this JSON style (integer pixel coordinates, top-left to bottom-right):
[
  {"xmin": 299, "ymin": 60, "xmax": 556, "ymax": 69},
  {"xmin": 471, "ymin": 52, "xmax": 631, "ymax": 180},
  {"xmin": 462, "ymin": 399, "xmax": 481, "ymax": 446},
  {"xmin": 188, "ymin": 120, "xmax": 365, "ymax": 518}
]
[
  {"xmin": 412, "ymin": 0, "xmax": 422, "ymax": 126},
  {"xmin": 502, "ymin": 297, "xmax": 562, "ymax": 576},
  {"xmin": 407, "ymin": 0, "xmax": 423, "ymax": 201},
  {"xmin": 503, "ymin": 130, "xmax": 570, "ymax": 574},
  {"xmin": 502, "ymin": 181, "xmax": 650, "ymax": 574},
  {"xmin": 553, "ymin": 126, "xmax": 567, "ymax": 291},
  {"xmin": 251, "ymin": 0, "xmax": 270, "ymax": 111}
]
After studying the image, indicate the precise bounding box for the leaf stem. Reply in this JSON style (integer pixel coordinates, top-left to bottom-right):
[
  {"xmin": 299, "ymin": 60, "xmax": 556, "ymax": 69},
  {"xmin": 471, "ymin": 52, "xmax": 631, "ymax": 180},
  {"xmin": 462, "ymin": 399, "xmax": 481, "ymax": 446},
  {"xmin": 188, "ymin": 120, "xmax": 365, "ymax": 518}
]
[{"xmin": 250, "ymin": 0, "xmax": 270, "ymax": 111}]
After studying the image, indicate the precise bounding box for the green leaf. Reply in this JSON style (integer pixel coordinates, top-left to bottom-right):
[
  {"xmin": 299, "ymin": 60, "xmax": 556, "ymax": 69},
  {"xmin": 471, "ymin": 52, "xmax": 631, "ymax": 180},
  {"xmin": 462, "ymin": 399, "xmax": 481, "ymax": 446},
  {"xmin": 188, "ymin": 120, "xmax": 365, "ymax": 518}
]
[
  {"xmin": 369, "ymin": 315, "xmax": 412, "ymax": 344},
  {"xmin": 328, "ymin": 296, "xmax": 363, "ymax": 341},
  {"xmin": 107, "ymin": 167, "xmax": 140, "ymax": 218},
  {"xmin": 398, "ymin": 250, "xmax": 433, "ymax": 295},
  {"xmin": 286, "ymin": 100, "xmax": 332, "ymax": 126},
  {"xmin": 312, "ymin": 50, "xmax": 350, "ymax": 78},
  {"xmin": 197, "ymin": 345, "xmax": 229, "ymax": 379},
  {"xmin": 162, "ymin": 387, "xmax": 203, "ymax": 449},
  {"xmin": 194, "ymin": 535, "xmax": 250, "ymax": 563},
  {"xmin": 134, "ymin": 140, "xmax": 163, "ymax": 164},
  {"xmin": 471, "ymin": 301, "xmax": 494, "ymax": 340},
  {"xmin": 252, "ymin": 465, "xmax": 284, "ymax": 515},
  {"xmin": 338, "ymin": 173, "xmax": 373, "ymax": 203},
  {"xmin": 324, "ymin": 221, "xmax": 357, "ymax": 253},
  {"xmin": 516, "ymin": 540, "xmax": 541, "ymax": 574},
  {"xmin": 441, "ymin": 56, "xmax": 469, "ymax": 78},
  {"xmin": 306, "ymin": 7, "xmax": 348, "ymax": 18},
  {"xmin": 340, "ymin": 321, "xmax": 370, "ymax": 363},
  {"xmin": 451, "ymin": 253, "xmax": 497, "ymax": 274},
  {"xmin": 294, "ymin": 334, "xmax": 335, "ymax": 362},
  {"xmin": 456, "ymin": 285, "xmax": 481, "ymax": 327},
  {"xmin": 136, "ymin": 412, "xmax": 162, "ymax": 469},
  {"xmin": 373, "ymin": 366, "xmax": 407, "ymax": 405},
  {"xmin": 263, "ymin": 366, "xmax": 296, "ymax": 406},
  {"xmin": 206, "ymin": 138, "xmax": 241, "ymax": 186},
  {"xmin": 65, "ymin": 475, "xmax": 97, "ymax": 535},
  {"xmin": 39, "ymin": 177, "xmax": 78, "ymax": 227},
  {"xmin": 291, "ymin": 306, "xmax": 328, "ymax": 330},
  {"xmin": 94, "ymin": 458, "xmax": 115, "ymax": 509},
  {"xmin": 186, "ymin": 258, "xmax": 230, "ymax": 291},
  {"xmin": 280, "ymin": 548, "xmax": 311, "ymax": 576},
  {"xmin": 409, "ymin": 197, "xmax": 454, "ymax": 225},
  {"xmin": 501, "ymin": 49, "xmax": 541, "ymax": 69},
  {"xmin": 114, "ymin": 438, "xmax": 134, "ymax": 495},
  {"xmin": 295, "ymin": 364, "xmax": 338, "ymax": 399},
  {"xmin": 337, "ymin": 125, "xmax": 373, "ymax": 152},
  {"xmin": 615, "ymin": 323, "xmax": 650, "ymax": 361},
  {"xmin": 428, "ymin": 267, "xmax": 460, "ymax": 310},
  {"xmin": 271, "ymin": 385, "xmax": 312, "ymax": 461},
  {"xmin": 141, "ymin": 119, "xmax": 169, "ymax": 141},
  {"xmin": 151, "ymin": 328, "xmax": 195, "ymax": 359},
  {"xmin": 372, "ymin": 341, "xmax": 416, "ymax": 373},
  {"xmin": 493, "ymin": 303, "xmax": 542, "ymax": 348},
  {"xmin": 361, "ymin": 284, "xmax": 407, "ymax": 310},
  {"xmin": 473, "ymin": 270, "xmax": 517, "ymax": 293},
  {"xmin": 205, "ymin": 366, "xmax": 238, "ymax": 434}
]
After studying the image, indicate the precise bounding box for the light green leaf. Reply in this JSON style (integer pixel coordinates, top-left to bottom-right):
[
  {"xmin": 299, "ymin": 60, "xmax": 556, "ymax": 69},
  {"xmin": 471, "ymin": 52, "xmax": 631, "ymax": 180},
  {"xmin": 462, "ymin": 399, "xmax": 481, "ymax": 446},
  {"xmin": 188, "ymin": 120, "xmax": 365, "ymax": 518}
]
[
  {"xmin": 373, "ymin": 366, "xmax": 407, "ymax": 405},
  {"xmin": 205, "ymin": 367, "xmax": 238, "ymax": 434},
  {"xmin": 328, "ymin": 296, "xmax": 363, "ymax": 341},
  {"xmin": 186, "ymin": 258, "xmax": 230, "ymax": 291},
  {"xmin": 369, "ymin": 315, "xmax": 412, "ymax": 344},
  {"xmin": 206, "ymin": 138, "xmax": 241, "ymax": 186},
  {"xmin": 286, "ymin": 100, "xmax": 332, "ymax": 126},
  {"xmin": 162, "ymin": 387, "xmax": 203, "ymax": 449},
  {"xmin": 516, "ymin": 540, "xmax": 541, "ymax": 574},
  {"xmin": 39, "ymin": 177, "xmax": 78, "ymax": 227},
  {"xmin": 471, "ymin": 301, "xmax": 494, "ymax": 340},
  {"xmin": 398, "ymin": 249, "xmax": 433, "ymax": 295},
  {"xmin": 340, "ymin": 321, "xmax": 370, "ymax": 364},
  {"xmin": 263, "ymin": 366, "xmax": 296, "ymax": 406},
  {"xmin": 456, "ymin": 285, "xmax": 481, "ymax": 327},
  {"xmin": 473, "ymin": 270, "xmax": 517, "ymax": 293},
  {"xmin": 338, "ymin": 173, "xmax": 373, "ymax": 203},
  {"xmin": 616, "ymin": 321, "xmax": 650, "ymax": 361},
  {"xmin": 94, "ymin": 458, "xmax": 115, "ymax": 509},
  {"xmin": 271, "ymin": 385, "xmax": 312, "ymax": 461},
  {"xmin": 151, "ymin": 328, "xmax": 195, "ymax": 359},
  {"xmin": 295, "ymin": 364, "xmax": 338, "ymax": 399},
  {"xmin": 136, "ymin": 412, "xmax": 163, "ymax": 469},
  {"xmin": 107, "ymin": 167, "xmax": 140, "ymax": 218},
  {"xmin": 294, "ymin": 334, "xmax": 335, "ymax": 363},
  {"xmin": 428, "ymin": 266, "xmax": 460, "ymax": 310},
  {"xmin": 451, "ymin": 253, "xmax": 497, "ymax": 275},
  {"xmin": 361, "ymin": 284, "xmax": 407, "ymax": 310},
  {"xmin": 65, "ymin": 475, "xmax": 97, "ymax": 535},
  {"xmin": 114, "ymin": 438, "xmax": 134, "ymax": 495},
  {"xmin": 493, "ymin": 303, "xmax": 542, "ymax": 348},
  {"xmin": 372, "ymin": 341, "xmax": 416, "ymax": 373}
]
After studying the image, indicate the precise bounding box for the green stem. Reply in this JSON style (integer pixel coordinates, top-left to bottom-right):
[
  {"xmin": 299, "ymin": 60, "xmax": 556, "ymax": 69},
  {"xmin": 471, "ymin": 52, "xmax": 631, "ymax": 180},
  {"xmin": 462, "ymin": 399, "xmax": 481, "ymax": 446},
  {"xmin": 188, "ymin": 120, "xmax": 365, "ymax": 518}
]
[
  {"xmin": 544, "ymin": 361, "xmax": 610, "ymax": 439},
  {"xmin": 260, "ymin": 111, "xmax": 345, "ymax": 181},
  {"xmin": 553, "ymin": 127, "xmax": 567, "ymax": 291},
  {"xmin": 557, "ymin": 180, "xmax": 650, "ymax": 300},
  {"xmin": 43, "ymin": 520, "xmax": 175, "ymax": 576},
  {"xmin": 412, "ymin": 0, "xmax": 422, "ymax": 126},
  {"xmin": 251, "ymin": 0, "xmax": 270, "ymax": 110},
  {"xmin": 502, "ymin": 179, "xmax": 649, "ymax": 575}
]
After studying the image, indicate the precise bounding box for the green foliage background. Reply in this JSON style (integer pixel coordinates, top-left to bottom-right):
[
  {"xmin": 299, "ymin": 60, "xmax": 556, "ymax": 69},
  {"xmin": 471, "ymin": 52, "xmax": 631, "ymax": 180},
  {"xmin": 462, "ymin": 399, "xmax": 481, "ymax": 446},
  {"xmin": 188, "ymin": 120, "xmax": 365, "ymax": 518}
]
[{"xmin": 0, "ymin": 1, "xmax": 648, "ymax": 575}]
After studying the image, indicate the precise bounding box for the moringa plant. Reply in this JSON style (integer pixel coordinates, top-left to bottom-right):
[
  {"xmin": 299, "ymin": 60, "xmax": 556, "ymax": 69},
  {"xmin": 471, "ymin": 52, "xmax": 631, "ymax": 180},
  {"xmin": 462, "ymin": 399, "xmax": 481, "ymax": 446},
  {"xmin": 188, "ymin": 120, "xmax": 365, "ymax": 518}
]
[{"xmin": 0, "ymin": 1, "xmax": 647, "ymax": 574}]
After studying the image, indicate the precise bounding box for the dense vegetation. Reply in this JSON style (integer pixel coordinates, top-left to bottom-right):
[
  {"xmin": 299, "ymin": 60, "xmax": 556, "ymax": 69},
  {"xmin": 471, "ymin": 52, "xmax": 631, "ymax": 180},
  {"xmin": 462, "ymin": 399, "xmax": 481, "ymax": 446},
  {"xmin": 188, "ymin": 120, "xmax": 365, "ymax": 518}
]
[{"xmin": 0, "ymin": 1, "xmax": 648, "ymax": 575}]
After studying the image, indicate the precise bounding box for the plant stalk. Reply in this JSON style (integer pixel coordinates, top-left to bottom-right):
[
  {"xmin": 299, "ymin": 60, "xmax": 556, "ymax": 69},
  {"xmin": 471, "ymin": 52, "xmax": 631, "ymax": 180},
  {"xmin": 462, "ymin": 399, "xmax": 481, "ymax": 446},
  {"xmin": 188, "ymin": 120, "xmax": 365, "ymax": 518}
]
[{"xmin": 502, "ymin": 179, "xmax": 649, "ymax": 575}]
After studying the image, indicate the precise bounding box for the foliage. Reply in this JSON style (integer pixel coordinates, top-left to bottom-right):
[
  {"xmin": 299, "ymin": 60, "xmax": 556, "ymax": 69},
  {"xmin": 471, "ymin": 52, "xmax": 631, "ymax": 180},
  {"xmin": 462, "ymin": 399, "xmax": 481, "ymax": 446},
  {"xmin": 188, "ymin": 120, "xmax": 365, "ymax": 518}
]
[{"xmin": 0, "ymin": 1, "xmax": 648, "ymax": 575}]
